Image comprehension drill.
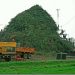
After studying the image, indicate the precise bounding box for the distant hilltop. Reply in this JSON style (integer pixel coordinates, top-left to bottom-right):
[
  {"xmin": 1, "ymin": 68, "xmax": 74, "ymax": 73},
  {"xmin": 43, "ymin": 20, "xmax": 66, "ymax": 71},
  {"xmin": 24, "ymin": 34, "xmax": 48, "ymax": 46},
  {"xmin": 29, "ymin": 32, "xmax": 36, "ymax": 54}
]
[{"xmin": 0, "ymin": 5, "xmax": 73, "ymax": 53}]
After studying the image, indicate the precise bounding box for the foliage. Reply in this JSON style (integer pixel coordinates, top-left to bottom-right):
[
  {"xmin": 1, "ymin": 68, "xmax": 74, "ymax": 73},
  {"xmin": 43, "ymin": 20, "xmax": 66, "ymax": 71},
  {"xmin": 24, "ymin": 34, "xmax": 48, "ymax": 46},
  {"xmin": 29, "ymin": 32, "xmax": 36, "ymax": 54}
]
[
  {"xmin": 0, "ymin": 61, "xmax": 75, "ymax": 74},
  {"xmin": 0, "ymin": 5, "xmax": 73, "ymax": 52}
]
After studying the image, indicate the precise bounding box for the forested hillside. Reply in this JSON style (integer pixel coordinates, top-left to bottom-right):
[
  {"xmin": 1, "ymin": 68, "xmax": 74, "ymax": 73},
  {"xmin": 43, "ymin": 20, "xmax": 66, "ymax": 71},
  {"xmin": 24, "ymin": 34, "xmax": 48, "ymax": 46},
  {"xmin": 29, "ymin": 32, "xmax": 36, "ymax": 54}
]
[{"xmin": 0, "ymin": 5, "xmax": 73, "ymax": 53}]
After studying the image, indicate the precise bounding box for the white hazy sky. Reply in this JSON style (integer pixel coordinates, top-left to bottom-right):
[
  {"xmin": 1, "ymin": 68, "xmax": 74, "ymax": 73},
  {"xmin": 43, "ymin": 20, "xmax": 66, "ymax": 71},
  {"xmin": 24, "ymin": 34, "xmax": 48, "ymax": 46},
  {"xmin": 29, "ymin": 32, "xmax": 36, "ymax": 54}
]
[{"xmin": 0, "ymin": 0, "xmax": 75, "ymax": 38}]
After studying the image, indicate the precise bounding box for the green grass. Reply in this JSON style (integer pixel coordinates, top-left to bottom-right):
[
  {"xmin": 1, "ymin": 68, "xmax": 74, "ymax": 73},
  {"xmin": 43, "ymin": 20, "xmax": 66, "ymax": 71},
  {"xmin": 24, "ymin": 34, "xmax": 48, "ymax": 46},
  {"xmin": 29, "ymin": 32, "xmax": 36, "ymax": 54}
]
[{"xmin": 0, "ymin": 60, "xmax": 75, "ymax": 74}]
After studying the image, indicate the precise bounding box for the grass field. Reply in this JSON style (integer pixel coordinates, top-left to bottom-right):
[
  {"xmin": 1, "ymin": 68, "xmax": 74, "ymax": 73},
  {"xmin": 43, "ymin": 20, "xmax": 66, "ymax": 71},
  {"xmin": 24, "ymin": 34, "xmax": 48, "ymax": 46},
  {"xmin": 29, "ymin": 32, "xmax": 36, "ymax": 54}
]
[{"xmin": 0, "ymin": 60, "xmax": 75, "ymax": 74}]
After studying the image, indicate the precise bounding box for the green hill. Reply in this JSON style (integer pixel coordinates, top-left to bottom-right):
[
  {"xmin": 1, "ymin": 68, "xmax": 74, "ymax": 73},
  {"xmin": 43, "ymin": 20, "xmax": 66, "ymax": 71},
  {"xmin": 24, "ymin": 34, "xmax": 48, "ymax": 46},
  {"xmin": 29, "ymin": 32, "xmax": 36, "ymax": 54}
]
[{"xmin": 0, "ymin": 5, "xmax": 73, "ymax": 53}]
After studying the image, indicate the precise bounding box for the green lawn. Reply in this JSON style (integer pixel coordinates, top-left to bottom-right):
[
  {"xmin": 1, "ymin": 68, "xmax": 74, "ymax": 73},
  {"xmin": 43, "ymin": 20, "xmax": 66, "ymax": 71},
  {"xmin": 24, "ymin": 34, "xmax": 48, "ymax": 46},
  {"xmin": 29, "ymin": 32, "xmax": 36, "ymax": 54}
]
[{"xmin": 0, "ymin": 60, "xmax": 75, "ymax": 74}]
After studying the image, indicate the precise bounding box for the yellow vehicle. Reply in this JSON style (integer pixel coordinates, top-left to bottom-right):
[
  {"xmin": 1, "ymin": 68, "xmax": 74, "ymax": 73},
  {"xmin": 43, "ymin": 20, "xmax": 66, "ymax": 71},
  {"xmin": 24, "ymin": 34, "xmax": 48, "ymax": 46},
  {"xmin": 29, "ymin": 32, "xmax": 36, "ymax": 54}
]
[{"xmin": 0, "ymin": 42, "xmax": 35, "ymax": 61}]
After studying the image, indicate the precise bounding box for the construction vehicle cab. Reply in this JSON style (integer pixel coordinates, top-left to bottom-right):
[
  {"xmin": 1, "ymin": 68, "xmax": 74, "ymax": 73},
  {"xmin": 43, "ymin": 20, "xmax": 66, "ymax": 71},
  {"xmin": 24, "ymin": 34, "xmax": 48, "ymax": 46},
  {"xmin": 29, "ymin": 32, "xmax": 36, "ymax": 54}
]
[{"xmin": 0, "ymin": 42, "xmax": 16, "ymax": 61}]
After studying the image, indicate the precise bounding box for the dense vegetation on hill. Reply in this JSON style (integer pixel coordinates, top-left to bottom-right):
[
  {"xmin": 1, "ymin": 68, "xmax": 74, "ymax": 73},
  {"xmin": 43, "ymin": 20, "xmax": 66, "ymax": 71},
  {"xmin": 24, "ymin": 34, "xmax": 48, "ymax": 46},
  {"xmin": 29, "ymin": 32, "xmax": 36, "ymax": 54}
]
[{"xmin": 0, "ymin": 5, "xmax": 73, "ymax": 53}]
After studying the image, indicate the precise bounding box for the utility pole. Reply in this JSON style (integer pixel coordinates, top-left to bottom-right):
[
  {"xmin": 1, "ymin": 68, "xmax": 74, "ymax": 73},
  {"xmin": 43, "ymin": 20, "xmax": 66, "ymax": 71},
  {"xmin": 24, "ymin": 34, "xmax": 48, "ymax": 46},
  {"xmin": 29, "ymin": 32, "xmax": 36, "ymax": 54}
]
[{"xmin": 56, "ymin": 9, "xmax": 60, "ymax": 28}]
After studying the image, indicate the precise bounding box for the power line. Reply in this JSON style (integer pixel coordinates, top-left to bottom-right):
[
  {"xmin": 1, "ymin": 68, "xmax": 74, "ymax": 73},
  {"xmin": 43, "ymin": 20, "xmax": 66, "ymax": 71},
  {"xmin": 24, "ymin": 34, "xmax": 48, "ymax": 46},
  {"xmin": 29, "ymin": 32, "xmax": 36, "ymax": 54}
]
[
  {"xmin": 0, "ymin": 24, "xmax": 3, "ymax": 26},
  {"xmin": 63, "ymin": 15, "xmax": 75, "ymax": 26}
]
